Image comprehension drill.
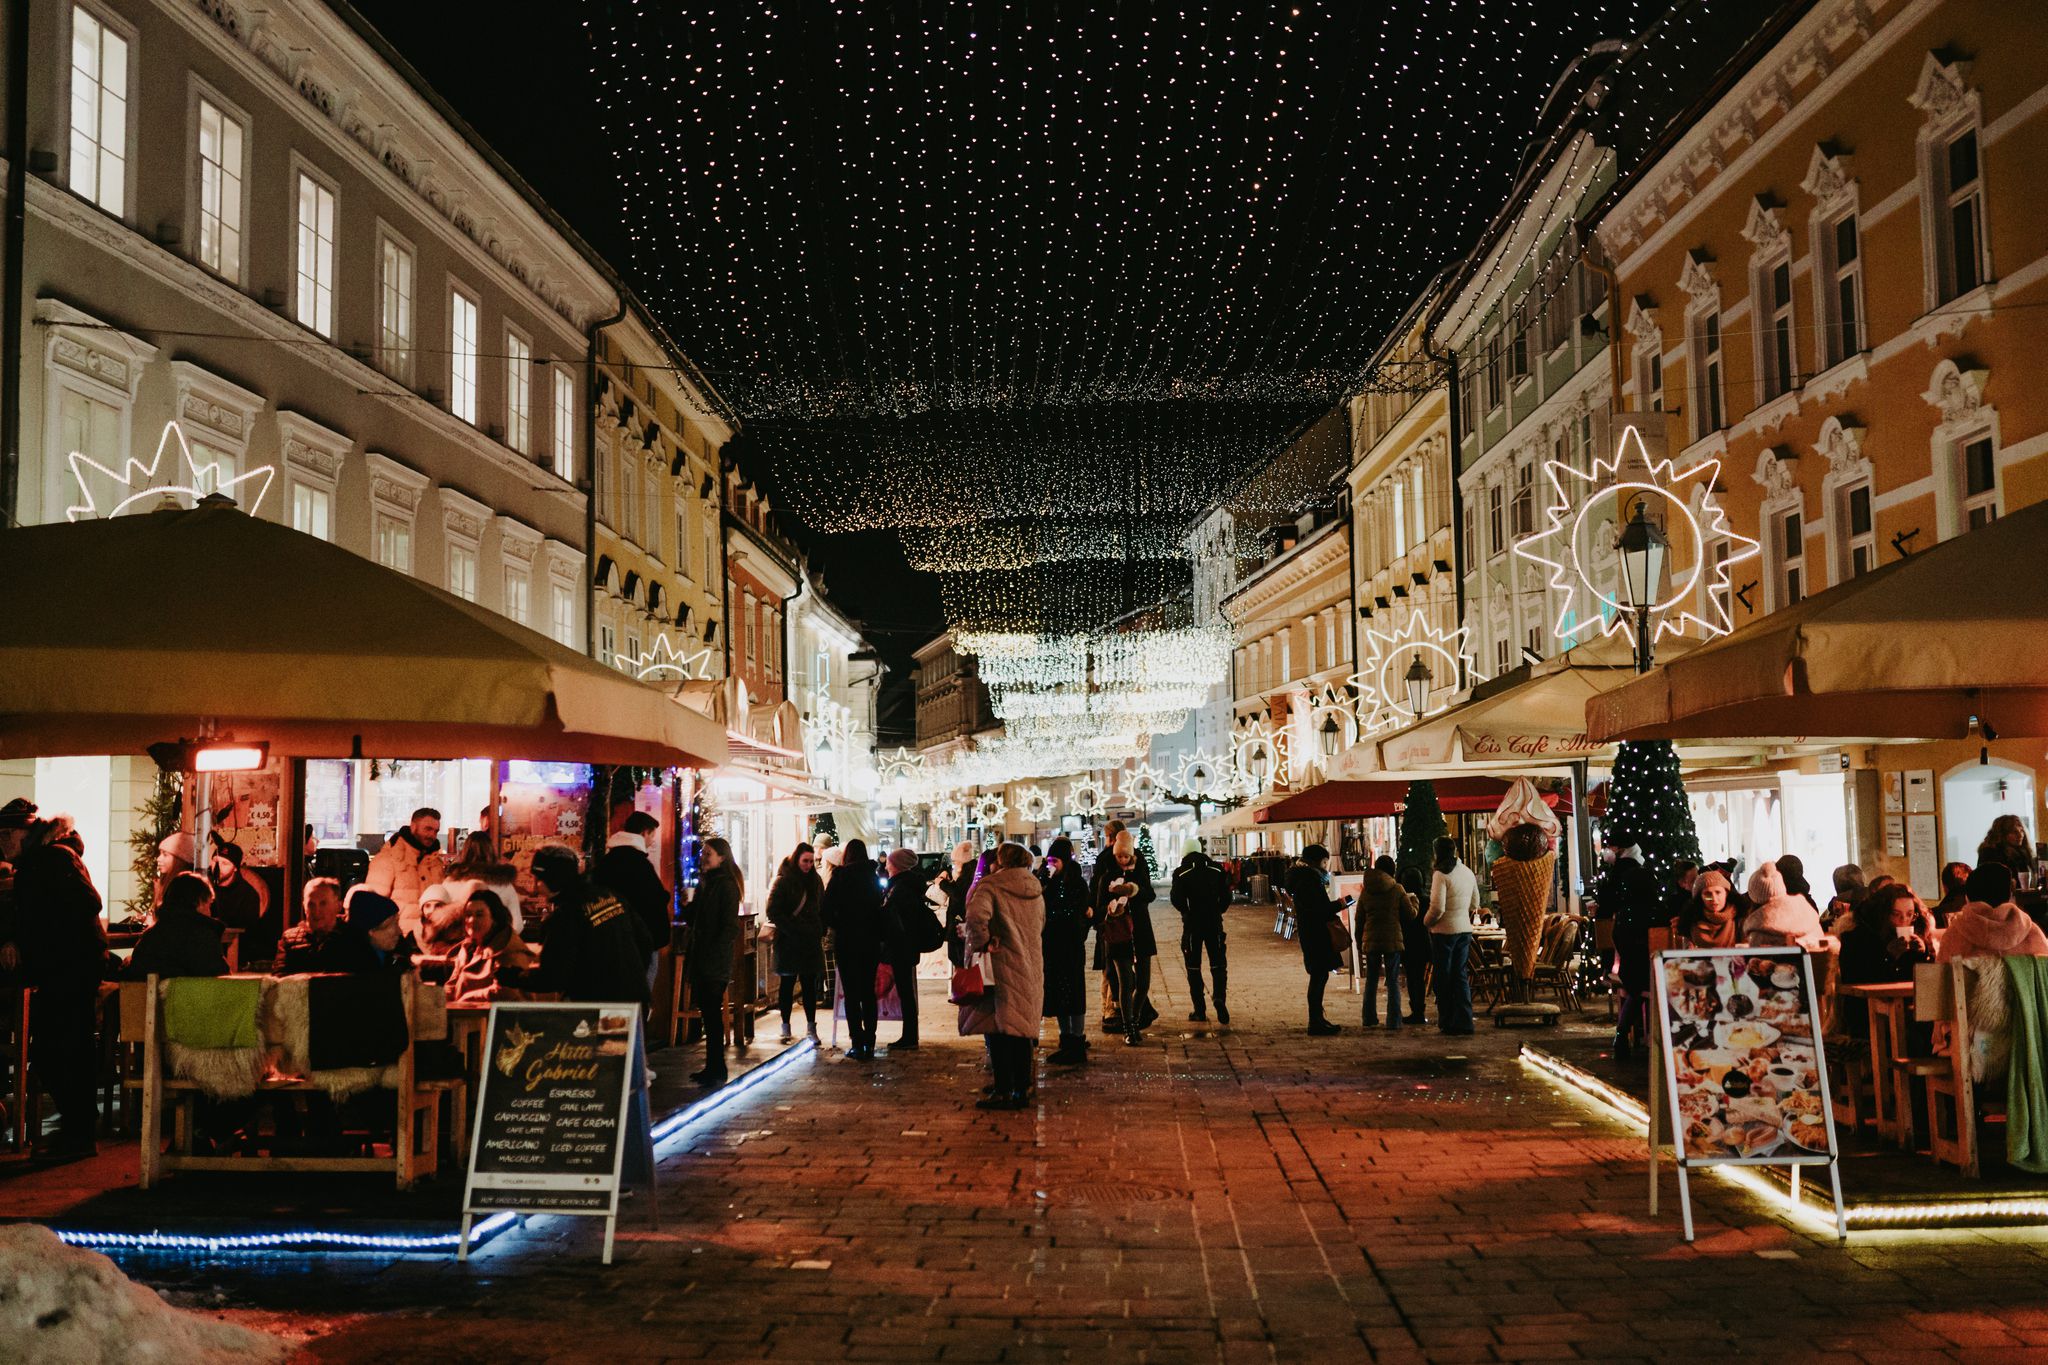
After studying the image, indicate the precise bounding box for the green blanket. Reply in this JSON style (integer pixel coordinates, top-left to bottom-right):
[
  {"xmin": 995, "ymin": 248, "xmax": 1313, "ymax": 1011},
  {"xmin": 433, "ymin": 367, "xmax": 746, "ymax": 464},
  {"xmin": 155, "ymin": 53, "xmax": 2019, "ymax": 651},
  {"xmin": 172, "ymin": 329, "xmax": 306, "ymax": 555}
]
[
  {"xmin": 163, "ymin": 976, "xmax": 261, "ymax": 1051},
  {"xmin": 2006, "ymin": 955, "xmax": 2048, "ymax": 1174}
]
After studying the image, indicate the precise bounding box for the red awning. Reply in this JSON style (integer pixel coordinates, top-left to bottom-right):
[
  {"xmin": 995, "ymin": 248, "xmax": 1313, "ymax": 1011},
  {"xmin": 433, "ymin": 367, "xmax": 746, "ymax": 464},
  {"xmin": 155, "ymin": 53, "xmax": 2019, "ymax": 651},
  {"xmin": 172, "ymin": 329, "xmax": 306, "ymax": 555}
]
[{"xmin": 1254, "ymin": 776, "xmax": 1573, "ymax": 823}]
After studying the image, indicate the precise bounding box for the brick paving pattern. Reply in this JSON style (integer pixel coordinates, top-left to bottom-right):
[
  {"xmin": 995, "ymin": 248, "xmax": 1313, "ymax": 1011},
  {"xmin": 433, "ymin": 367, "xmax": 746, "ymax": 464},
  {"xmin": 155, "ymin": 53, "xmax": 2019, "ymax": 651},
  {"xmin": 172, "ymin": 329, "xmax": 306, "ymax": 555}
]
[{"xmin": 120, "ymin": 905, "xmax": 2048, "ymax": 1362}]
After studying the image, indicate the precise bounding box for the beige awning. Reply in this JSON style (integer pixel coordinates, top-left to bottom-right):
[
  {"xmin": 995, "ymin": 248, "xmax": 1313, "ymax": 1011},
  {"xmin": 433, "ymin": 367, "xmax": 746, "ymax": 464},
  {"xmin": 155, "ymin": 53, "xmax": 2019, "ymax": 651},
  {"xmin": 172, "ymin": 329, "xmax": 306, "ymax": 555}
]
[
  {"xmin": 1589, "ymin": 497, "xmax": 2048, "ymax": 742},
  {"xmin": 0, "ymin": 504, "xmax": 729, "ymax": 768},
  {"xmin": 1197, "ymin": 791, "xmax": 1288, "ymax": 837}
]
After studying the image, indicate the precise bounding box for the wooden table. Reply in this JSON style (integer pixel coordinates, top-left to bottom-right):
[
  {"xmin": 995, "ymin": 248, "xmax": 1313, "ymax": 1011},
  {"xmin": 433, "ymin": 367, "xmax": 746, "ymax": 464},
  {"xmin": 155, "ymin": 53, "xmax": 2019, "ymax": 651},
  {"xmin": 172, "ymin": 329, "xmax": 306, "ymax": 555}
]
[
  {"xmin": 1839, "ymin": 981, "xmax": 1916, "ymax": 1144},
  {"xmin": 446, "ymin": 1003, "xmax": 491, "ymax": 1079}
]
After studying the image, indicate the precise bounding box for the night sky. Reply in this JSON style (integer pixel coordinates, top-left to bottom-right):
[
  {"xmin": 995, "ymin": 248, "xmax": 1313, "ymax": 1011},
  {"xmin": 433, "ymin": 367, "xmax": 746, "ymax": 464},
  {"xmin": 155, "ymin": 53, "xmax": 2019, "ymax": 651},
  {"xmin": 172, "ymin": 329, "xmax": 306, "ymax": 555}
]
[{"xmin": 344, "ymin": 0, "xmax": 1785, "ymax": 656}]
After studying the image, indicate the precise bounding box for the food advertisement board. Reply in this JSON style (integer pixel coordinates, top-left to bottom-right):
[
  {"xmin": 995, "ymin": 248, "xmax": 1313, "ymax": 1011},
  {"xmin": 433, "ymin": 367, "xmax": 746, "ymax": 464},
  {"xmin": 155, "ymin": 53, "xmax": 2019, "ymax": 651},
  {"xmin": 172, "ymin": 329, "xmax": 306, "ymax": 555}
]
[{"xmin": 1655, "ymin": 947, "xmax": 1837, "ymax": 1167}]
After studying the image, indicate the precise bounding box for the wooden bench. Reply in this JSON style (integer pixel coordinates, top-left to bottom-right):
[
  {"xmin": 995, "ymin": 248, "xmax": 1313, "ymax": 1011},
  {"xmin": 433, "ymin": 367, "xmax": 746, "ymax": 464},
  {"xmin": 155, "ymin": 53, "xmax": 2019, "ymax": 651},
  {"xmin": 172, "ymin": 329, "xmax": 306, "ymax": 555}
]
[{"xmin": 135, "ymin": 973, "xmax": 461, "ymax": 1190}]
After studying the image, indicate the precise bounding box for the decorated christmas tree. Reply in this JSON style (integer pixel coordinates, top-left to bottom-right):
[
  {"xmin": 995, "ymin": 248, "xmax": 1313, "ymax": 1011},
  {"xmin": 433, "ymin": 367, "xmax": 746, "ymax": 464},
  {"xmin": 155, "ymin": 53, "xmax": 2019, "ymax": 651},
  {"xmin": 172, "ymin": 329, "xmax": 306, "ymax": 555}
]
[
  {"xmin": 1605, "ymin": 739, "xmax": 1702, "ymax": 878},
  {"xmin": 1397, "ymin": 781, "xmax": 1446, "ymax": 887},
  {"xmin": 1134, "ymin": 823, "xmax": 1160, "ymax": 880}
]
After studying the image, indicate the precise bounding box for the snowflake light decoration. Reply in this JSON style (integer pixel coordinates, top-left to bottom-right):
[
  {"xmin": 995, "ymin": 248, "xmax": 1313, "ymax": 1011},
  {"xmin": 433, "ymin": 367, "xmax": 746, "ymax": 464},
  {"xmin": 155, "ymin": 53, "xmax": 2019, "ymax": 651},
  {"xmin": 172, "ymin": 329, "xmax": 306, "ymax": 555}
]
[
  {"xmin": 1017, "ymin": 785, "xmax": 1055, "ymax": 824},
  {"xmin": 67, "ymin": 419, "xmax": 276, "ymax": 521},
  {"xmin": 1513, "ymin": 421, "xmax": 1758, "ymax": 648},
  {"xmin": 631, "ymin": 633, "xmax": 717, "ymax": 682},
  {"xmin": 1067, "ymin": 779, "xmax": 1108, "ymax": 819},
  {"xmin": 1349, "ymin": 614, "xmax": 1484, "ymax": 733},
  {"xmin": 973, "ymin": 792, "xmax": 1008, "ymax": 827},
  {"xmin": 1118, "ymin": 762, "xmax": 1164, "ymax": 811}
]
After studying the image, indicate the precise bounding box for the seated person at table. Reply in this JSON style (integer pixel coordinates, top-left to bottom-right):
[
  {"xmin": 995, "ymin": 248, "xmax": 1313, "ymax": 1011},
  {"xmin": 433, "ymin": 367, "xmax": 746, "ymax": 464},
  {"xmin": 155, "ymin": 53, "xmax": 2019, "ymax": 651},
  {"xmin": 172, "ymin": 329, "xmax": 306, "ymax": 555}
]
[
  {"xmin": 1930, "ymin": 862, "xmax": 1972, "ymax": 928},
  {"xmin": 317, "ymin": 888, "xmax": 417, "ymax": 975},
  {"xmin": 445, "ymin": 889, "xmax": 536, "ymax": 1003},
  {"xmin": 413, "ymin": 882, "xmax": 468, "ymax": 956},
  {"xmin": 1840, "ymin": 884, "xmax": 1935, "ymax": 985},
  {"xmin": 1740, "ymin": 862, "xmax": 1830, "ymax": 950},
  {"xmin": 125, "ymin": 872, "xmax": 230, "ymax": 979},
  {"xmin": 276, "ymin": 877, "xmax": 345, "ymax": 973},
  {"xmin": 1937, "ymin": 864, "xmax": 2048, "ymax": 962},
  {"xmin": 1673, "ymin": 869, "xmax": 1741, "ymax": 949}
]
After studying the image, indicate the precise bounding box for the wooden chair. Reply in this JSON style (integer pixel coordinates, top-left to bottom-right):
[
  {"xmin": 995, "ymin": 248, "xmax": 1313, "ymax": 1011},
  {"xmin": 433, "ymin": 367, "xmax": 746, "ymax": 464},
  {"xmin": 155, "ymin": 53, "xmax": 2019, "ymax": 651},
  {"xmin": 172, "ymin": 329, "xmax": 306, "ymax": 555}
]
[
  {"xmin": 139, "ymin": 973, "xmax": 447, "ymax": 1190},
  {"xmin": 1922, "ymin": 959, "xmax": 2007, "ymax": 1178},
  {"xmin": 1529, "ymin": 917, "xmax": 1582, "ymax": 1012}
]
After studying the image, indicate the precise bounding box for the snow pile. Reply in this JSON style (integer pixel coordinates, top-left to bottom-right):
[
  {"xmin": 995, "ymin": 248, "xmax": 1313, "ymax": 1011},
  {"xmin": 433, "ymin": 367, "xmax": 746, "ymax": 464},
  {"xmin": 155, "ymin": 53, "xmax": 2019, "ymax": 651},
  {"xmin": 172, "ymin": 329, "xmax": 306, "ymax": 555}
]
[{"xmin": 0, "ymin": 1224, "xmax": 290, "ymax": 1364}]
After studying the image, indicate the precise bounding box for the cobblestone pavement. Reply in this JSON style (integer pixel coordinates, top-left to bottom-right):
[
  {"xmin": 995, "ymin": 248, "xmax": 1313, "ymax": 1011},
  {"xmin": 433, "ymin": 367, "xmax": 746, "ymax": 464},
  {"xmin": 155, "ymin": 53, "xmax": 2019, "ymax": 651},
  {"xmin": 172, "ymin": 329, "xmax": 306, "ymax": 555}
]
[{"xmin": 123, "ymin": 905, "xmax": 2048, "ymax": 1362}]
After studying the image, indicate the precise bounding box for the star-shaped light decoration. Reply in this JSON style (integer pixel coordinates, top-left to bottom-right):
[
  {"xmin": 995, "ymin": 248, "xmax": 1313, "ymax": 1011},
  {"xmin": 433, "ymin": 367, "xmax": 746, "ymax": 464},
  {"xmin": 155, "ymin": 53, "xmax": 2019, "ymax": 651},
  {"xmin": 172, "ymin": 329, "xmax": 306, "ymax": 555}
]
[
  {"xmin": 1066, "ymin": 779, "xmax": 1107, "ymax": 819},
  {"xmin": 1513, "ymin": 421, "xmax": 1758, "ymax": 649},
  {"xmin": 1118, "ymin": 761, "xmax": 1164, "ymax": 811},
  {"xmin": 67, "ymin": 419, "xmax": 276, "ymax": 521},
  {"xmin": 932, "ymin": 797, "xmax": 966, "ymax": 828},
  {"xmin": 1348, "ymin": 614, "xmax": 1484, "ymax": 734},
  {"xmin": 1016, "ymin": 785, "xmax": 1055, "ymax": 824},
  {"xmin": 631, "ymin": 633, "xmax": 717, "ymax": 682},
  {"xmin": 973, "ymin": 792, "xmax": 1008, "ymax": 827}
]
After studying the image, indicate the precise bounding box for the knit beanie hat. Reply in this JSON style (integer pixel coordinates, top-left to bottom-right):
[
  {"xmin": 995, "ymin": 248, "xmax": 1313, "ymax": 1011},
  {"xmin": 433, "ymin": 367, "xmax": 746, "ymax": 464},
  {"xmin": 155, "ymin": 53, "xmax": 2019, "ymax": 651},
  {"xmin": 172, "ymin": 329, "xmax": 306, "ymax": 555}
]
[
  {"xmin": 886, "ymin": 848, "xmax": 918, "ymax": 874},
  {"xmin": 345, "ymin": 887, "xmax": 400, "ymax": 931},
  {"xmin": 159, "ymin": 831, "xmax": 198, "ymax": 865}
]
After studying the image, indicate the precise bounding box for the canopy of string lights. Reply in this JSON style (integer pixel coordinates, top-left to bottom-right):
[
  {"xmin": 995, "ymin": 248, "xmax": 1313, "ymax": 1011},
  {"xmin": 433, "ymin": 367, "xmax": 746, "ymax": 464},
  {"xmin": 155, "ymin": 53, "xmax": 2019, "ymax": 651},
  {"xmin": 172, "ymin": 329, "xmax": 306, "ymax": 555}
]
[{"xmin": 588, "ymin": 0, "xmax": 1788, "ymax": 721}]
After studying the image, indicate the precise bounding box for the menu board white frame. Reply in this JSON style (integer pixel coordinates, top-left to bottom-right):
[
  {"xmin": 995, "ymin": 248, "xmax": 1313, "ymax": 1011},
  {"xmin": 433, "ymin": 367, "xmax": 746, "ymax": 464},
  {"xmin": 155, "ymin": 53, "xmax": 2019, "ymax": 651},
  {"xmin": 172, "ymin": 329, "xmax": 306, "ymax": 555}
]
[
  {"xmin": 459, "ymin": 1001, "xmax": 642, "ymax": 1264},
  {"xmin": 1648, "ymin": 947, "xmax": 1847, "ymax": 1243}
]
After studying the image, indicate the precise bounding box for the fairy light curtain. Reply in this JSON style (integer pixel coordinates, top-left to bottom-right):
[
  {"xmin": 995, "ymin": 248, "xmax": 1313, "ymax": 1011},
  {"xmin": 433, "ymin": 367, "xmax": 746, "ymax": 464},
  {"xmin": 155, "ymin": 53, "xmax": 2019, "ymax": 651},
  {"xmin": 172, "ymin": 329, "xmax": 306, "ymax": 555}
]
[{"xmin": 586, "ymin": 0, "xmax": 1794, "ymax": 691}]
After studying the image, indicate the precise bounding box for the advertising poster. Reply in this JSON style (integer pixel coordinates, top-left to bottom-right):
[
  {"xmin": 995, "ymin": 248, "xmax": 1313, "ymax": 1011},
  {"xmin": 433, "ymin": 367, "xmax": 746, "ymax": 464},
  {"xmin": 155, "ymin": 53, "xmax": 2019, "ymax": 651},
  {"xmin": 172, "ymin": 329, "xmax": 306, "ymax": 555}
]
[
  {"xmin": 1652, "ymin": 947, "xmax": 1847, "ymax": 1242},
  {"xmin": 1657, "ymin": 947, "xmax": 1835, "ymax": 1165}
]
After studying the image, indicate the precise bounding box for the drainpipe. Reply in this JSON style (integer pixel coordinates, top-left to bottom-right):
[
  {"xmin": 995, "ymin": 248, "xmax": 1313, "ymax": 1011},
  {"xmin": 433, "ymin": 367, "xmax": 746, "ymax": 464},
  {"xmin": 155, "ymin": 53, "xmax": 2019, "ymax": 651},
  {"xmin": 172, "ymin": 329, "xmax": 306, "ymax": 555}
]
[
  {"xmin": 583, "ymin": 297, "xmax": 627, "ymax": 659},
  {"xmin": 1424, "ymin": 340, "xmax": 1471, "ymax": 692},
  {"xmin": 1, "ymin": 0, "xmax": 30, "ymax": 523}
]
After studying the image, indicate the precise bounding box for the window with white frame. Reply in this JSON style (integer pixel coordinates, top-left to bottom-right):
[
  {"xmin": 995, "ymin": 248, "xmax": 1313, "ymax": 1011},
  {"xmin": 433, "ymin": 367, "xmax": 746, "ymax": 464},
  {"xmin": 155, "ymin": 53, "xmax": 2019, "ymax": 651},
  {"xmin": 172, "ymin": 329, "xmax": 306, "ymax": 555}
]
[
  {"xmin": 619, "ymin": 450, "xmax": 637, "ymax": 539},
  {"xmin": 1495, "ymin": 637, "xmax": 1511, "ymax": 676},
  {"xmin": 744, "ymin": 593, "xmax": 757, "ymax": 664},
  {"xmin": 503, "ymin": 565, "xmax": 530, "ymax": 626},
  {"xmin": 1777, "ymin": 509, "xmax": 1805, "ymax": 606},
  {"xmin": 1279, "ymin": 629, "xmax": 1292, "ymax": 683},
  {"xmin": 68, "ymin": 5, "xmax": 130, "ymax": 216},
  {"xmin": 1539, "ymin": 251, "xmax": 1572, "ymax": 353},
  {"xmin": 1839, "ymin": 480, "xmax": 1875, "ymax": 578},
  {"xmin": 1690, "ymin": 309, "xmax": 1725, "ymax": 439},
  {"xmin": 292, "ymin": 483, "xmax": 330, "ymax": 539},
  {"xmin": 1759, "ymin": 256, "xmax": 1795, "ymax": 401},
  {"xmin": 193, "ymin": 94, "xmax": 245, "ymax": 282},
  {"xmin": 1507, "ymin": 303, "xmax": 1530, "ymax": 383},
  {"xmin": 643, "ymin": 464, "xmax": 660, "ymax": 549},
  {"xmin": 624, "ymin": 631, "xmax": 642, "ymax": 675},
  {"xmin": 551, "ymin": 582, "xmax": 576, "ymax": 647},
  {"xmin": 1410, "ymin": 462, "xmax": 1426, "ymax": 540},
  {"xmin": 1818, "ymin": 211, "xmax": 1863, "ymax": 368},
  {"xmin": 1634, "ymin": 343, "xmax": 1663, "ymax": 413},
  {"xmin": 1458, "ymin": 364, "xmax": 1477, "ymax": 434},
  {"xmin": 375, "ymin": 516, "xmax": 412, "ymax": 573},
  {"xmin": 1511, "ymin": 460, "xmax": 1535, "ymax": 538},
  {"xmin": 1461, "ymin": 501, "xmax": 1476, "ymax": 569},
  {"xmin": 1484, "ymin": 333, "xmax": 1504, "ymax": 411},
  {"xmin": 448, "ymin": 286, "xmax": 480, "ymax": 423},
  {"xmin": 1323, "ymin": 610, "xmax": 1337, "ymax": 667},
  {"xmin": 1936, "ymin": 125, "xmax": 1986, "ymax": 302},
  {"xmin": 505, "ymin": 329, "xmax": 532, "ymax": 453},
  {"xmin": 448, "ymin": 543, "xmax": 478, "ymax": 602},
  {"xmin": 377, "ymin": 231, "xmax": 415, "ymax": 385},
  {"xmin": 1961, "ymin": 434, "xmax": 1998, "ymax": 529},
  {"xmin": 292, "ymin": 170, "xmax": 337, "ymax": 336},
  {"xmin": 552, "ymin": 369, "xmax": 576, "ymax": 478},
  {"xmin": 1487, "ymin": 483, "xmax": 1504, "ymax": 557},
  {"xmin": 598, "ymin": 622, "xmax": 616, "ymax": 668},
  {"xmin": 1390, "ymin": 478, "xmax": 1408, "ymax": 557},
  {"xmin": 676, "ymin": 500, "xmax": 692, "ymax": 579}
]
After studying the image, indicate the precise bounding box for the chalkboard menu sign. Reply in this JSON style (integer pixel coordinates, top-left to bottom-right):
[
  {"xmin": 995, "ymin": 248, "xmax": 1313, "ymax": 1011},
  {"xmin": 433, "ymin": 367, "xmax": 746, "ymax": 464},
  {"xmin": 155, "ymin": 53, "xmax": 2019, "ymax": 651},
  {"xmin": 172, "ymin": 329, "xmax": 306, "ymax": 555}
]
[{"xmin": 461, "ymin": 1002, "xmax": 640, "ymax": 1261}]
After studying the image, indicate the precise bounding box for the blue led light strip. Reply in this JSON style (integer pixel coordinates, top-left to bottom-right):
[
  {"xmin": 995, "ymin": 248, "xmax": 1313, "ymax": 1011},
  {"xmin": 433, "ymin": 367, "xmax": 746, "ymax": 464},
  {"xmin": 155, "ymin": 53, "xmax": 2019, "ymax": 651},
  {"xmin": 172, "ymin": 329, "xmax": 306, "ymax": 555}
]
[{"xmin": 50, "ymin": 1036, "xmax": 819, "ymax": 1256}]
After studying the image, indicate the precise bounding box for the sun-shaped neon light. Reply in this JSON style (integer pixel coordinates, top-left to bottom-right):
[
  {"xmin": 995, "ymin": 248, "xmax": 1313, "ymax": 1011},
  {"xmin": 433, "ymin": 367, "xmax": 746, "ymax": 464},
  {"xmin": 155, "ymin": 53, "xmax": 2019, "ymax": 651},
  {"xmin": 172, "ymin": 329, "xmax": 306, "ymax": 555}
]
[
  {"xmin": 67, "ymin": 419, "xmax": 276, "ymax": 521},
  {"xmin": 1017, "ymin": 785, "xmax": 1055, "ymax": 824},
  {"xmin": 1067, "ymin": 779, "xmax": 1107, "ymax": 819},
  {"xmin": 1172, "ymin": 749, "xmax": 1236, "ymax": 802},
  {"xmin": 1348, "ymin": 614, "xmax": 1482, "ymax": 733},
  {"xmin": 1232, "ymin": 723, "xmax": 1285, "ymax": 795},
  {"xmin": 630, "ymin": 633, "xmax": 717, "ymax": 682},
  {"xmin": 932, "ymin": 797, "xmax": 965, "ymax": 828},
  {"xmin": 1513, "ymin": 422, "xmax": 1758, "ymax": 647},
  {"xmin": 1119, "ymin": 762, "xmax": 1164, "ymax": 810},
  {"xmin": 973, "ymin": 792, "xmax": 1008, "ymax": 827}
]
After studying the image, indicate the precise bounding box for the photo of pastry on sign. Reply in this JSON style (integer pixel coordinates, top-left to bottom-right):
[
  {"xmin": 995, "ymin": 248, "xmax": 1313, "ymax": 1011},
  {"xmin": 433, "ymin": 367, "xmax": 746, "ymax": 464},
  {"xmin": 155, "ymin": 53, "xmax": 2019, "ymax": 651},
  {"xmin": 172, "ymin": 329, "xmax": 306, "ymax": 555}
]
[{"xmin": 1658, "ymin": 949, "xmax": 1834, "ymax": 1165}]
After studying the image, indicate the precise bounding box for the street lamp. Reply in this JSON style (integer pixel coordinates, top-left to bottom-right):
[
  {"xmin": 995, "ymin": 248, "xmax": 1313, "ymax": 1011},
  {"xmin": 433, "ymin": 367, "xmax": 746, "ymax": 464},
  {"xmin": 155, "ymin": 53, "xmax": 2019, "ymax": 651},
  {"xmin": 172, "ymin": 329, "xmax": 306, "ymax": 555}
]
[
  {"xmin": 1617, "ymin": 495, "xmax": 1669, "ymax": 675},
  {"xmin": 1320, "ymin": 711, "xmax": 1341, "ymax": 759},
  {"xmin": 1403, "ymin": 655, "xmax": 1433, "ymax": 719}
]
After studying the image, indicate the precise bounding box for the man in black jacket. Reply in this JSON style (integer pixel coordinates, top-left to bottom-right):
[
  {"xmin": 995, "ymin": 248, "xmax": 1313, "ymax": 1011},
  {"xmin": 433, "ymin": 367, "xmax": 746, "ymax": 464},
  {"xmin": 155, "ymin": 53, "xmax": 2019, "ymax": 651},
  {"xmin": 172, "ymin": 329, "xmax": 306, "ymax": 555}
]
[
  {"xmin": 16, "ymin": 817, "xmax": 108, "ymax": 1156},
  {"xmin": 880, "ymin": 849, "xmax": 931, "ymax": 1053},
  {"xmin": 1170, "ymin": 848, "xmax": 1233, "ymax": 1025},
  {"xmin": 531, "ymin": 845, "xmax": 652, "ymax": 1005},
  {"xmin": 598, "ymin": 811, "xmax": 673, "ymax": 983}
]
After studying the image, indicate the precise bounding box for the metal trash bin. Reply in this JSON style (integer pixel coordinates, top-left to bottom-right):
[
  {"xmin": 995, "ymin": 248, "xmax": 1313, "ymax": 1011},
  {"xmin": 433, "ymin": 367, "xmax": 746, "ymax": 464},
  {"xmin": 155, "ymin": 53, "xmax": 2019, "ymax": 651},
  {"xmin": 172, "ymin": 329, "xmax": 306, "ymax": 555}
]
[{"xmin": 1249, "ymin": 873, "xmax": 1271, "ymax": 905}]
